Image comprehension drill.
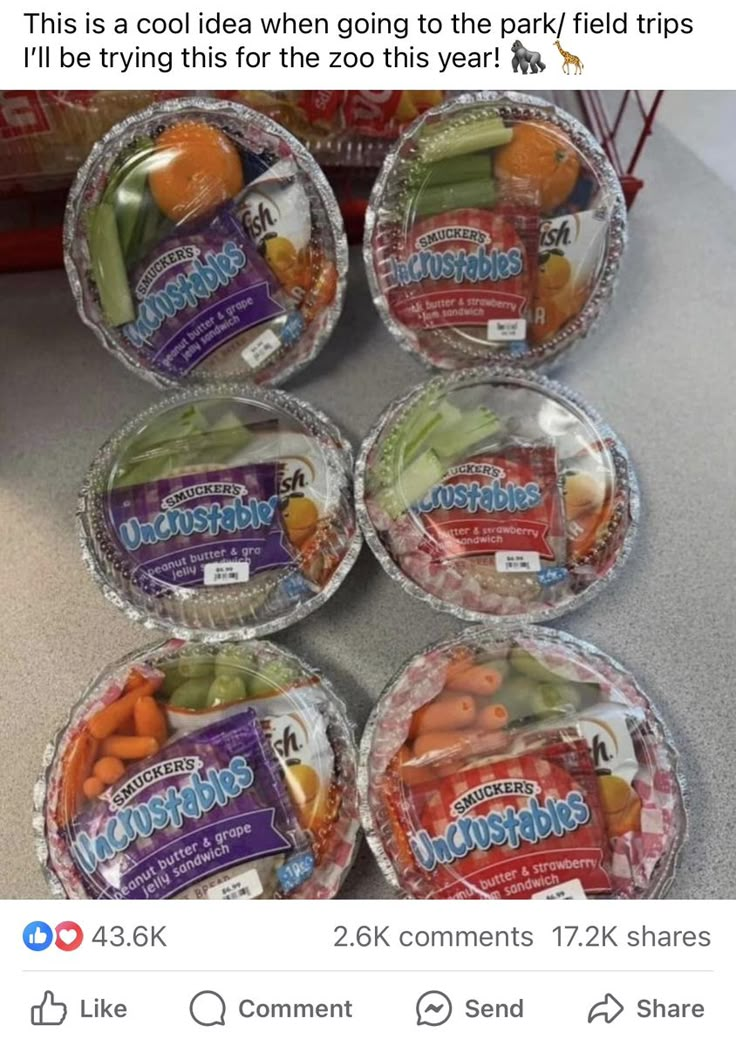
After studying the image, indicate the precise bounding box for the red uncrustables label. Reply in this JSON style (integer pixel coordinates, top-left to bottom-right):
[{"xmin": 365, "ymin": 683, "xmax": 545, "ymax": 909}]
[
  {"xmin": 406, "ymin": 739, "xmax": 612, "ymax": 899},
  {"xmin": 415, "ymin": 444, "xmax": 565, "ymax": 568},
  {"xmin": 387, "ymin": 208, "xmax": 531, "ymax": 334}
]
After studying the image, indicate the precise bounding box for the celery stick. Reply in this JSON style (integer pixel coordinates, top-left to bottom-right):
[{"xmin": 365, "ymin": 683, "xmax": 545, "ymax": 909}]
[
  {"xmin": 424, "ymin": 152, "xmax": 492, "ymax": 188},
  {"xmin": 132, "ymin": 405, "xmax": 209, "ymax": 452},
  {"xmin": 415, "ymin": 178, "xmax": 497, "ymax": 218},
  {"xmin": 103, "ymin": 139, "xmax": 156, "ymax": 265},
  {"xmin": 402, "ymin": 397, "xmax": 462, "ymax": 464},
  {"xmin": 377, "ymin": 449, "xmax": 445, "ymax": 519},
  {"xmin": 418, "ymin": 110, "xmax": 503, "ymax": 142},
  {"xmin": 115, "ymin": 162, "xmax": 152, "ymax": 261},
  {"xmin": 113, "ymin": 455, "xmax": 176, "ymax": 488},
  {"xmin": 126, "ymin": 184, "xmax": 163, "ymax": 267},
  {"xmin": 419, "ymin": 120, "xmax": 513, "ymax": 164},
  {"xmin": 432, "ymin": 406, "xmax": 501, "ymax": 463},
  {"xmin": 88, "ymin": 202, "xmax": 135, "ymax": 327},
  {"xmin": 374, "ymin": 394, "xmax": 461, "ymax": 492}
]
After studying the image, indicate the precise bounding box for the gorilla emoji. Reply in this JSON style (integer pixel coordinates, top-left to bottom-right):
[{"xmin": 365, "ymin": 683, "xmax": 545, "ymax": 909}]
[{"xmin": 511, "ymin": 40, "xmax": 546, "ymax": 74}]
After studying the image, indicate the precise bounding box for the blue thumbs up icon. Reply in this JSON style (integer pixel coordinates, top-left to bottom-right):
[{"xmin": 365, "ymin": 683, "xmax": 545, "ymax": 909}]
[{"xmin": 23, "ymin": 921, "xmax": 53, "ymax": 952}]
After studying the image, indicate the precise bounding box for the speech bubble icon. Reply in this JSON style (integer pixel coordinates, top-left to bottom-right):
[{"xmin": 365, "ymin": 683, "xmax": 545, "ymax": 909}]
[
  {"xmin": 190, "ymin": 990, "xmax": 227, "ymax": 1027},
  {"xmin": 416, "ymin": 990, "xmax": 452, "ymax": 1027}
]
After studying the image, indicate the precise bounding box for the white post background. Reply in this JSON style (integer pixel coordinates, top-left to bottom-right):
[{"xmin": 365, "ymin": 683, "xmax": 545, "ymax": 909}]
[{"xmin": 2, "ymin": 0, "xmax": 735, "ymax": 89}]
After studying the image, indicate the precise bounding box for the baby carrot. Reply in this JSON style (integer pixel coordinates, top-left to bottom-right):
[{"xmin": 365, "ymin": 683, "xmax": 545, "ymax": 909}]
[
  {"xmin": 133, "ymin": 694, "xmax": 168, "ymax": 747},
  {"xmin": 58, "ymin": 730, "xmax": 99, "ymax": 825},
  {"xmin": 443, "ymin": 663, "xmax": 503, "ymax": 697},
  {"xmin": 82, "ymin": 776, "xmax": 105, "ymax": 800},
  {"xmin": 413, "ymin": 730, "xmax": 473, "ymax": 760},
  {"xmin": 477, "ymin": 703, "xmax": 509, "ymax": 732},
  {"xmin": 124, "ymin": 668, "xmax": 148, "ymax": 692},
  {"xmin": 409, "ymin": 695, "xmax": 476, "ymax": 738},
  {"xmin": 444, "ymin": 655, "xmax": 475, "ymax": 684},
  {"xmin": 397, "ymin": 745, "xmax": 436, "ymax": 787},
  {"xmin": 100, "ymin": 735, "xmax": 159, "ymax": 760},
  {"xmin": 87, "ymin": 684, "xmax": 154, "ymax": 739},
  {"xmin": 93, "ymin": 756, "xmax": 126, "ymax": 785},
  {"xmin": 436, "ymin": 688, "xmax": 472, "ymax": 702}
]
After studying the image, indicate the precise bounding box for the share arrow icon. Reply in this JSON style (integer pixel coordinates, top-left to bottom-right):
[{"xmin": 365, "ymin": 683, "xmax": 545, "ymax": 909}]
[{"xmin": 587, "ymin": 993, "xmax": 625, "ymax": 1023}]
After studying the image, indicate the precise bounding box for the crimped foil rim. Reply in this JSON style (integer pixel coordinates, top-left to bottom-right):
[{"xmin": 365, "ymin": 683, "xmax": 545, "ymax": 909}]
[
  {"xmin": 78, "ymin": 380, "xmax": 362, "ymax": 640},
  {"xmin": 34, "ymin": 636, "xmax": 362, "ymax": 900},
  {"xmin": 363, "ymin": 90, "xmax": 627, "ymax": 374},
  {"xmin": 358, "ymin": 622, "xmax": 688, "ymax": 899},
  {"xmin": 355, "ymin": 364, "xmax": 640, "ymax": 627},
  {"xmin": 64, "ymin": 96, "xmax": 348, "ymax": 389}
]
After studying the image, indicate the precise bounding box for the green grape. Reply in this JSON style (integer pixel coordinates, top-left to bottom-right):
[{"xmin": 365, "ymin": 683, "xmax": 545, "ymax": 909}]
[
  {"xmin": 207, "ymin": 675, "xmax": 247, "ymax": 707},
  {"xmin": 169, "ymin": 678, "xmax": 211, "ymax": 709},
  {"xmin": 248, "ymin": 658, "xmax": 300, "ymax": 698},
  {"xmin": 177, "ymin": 657, "xmax": 216, "ymax": 679}
]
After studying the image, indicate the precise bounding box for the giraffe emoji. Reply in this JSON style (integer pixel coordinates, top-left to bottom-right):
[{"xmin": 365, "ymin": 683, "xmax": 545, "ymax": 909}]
[{"xmin": 554, "ymin": 40, "xmax": 584, "ymax": 75}]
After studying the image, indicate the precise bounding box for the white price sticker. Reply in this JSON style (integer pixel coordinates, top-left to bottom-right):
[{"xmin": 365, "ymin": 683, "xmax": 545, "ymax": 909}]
[
  {"xmin": 207, "ymin": 869, "xmax": 263, "ymax": 900},
  {"xmin": 532, "ymin": 879, "xmax": 587, "ymax": 900},
  {"xmin": 203, "ymin": 561, "xmax": 250, "ymax": 587},
  {"xmin": 495, "ymin": 551, "xmax": 540, "ymax": 573},
  {"xmin": 241, "ymin": 329, "xmax": 281, "ymax": 369},
  {"xmin": 487, "ymin": 318, "xmax": 527, "ymax": 341}
]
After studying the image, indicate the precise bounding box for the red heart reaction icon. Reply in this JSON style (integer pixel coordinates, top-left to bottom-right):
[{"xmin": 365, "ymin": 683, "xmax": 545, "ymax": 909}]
[{"xmin": 54, "ymin": 922, "xmax": 84, "ymax": 952}]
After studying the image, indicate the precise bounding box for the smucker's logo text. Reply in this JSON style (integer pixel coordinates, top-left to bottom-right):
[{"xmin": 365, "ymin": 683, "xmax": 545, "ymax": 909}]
[
  {"xmin": 452, "ymin": 778, "xmax": 541, "ymax": 817},
  {"xmin": 416, "ymin": 225, "xmax": 490, "ymax": 250},
  {"xmin": 135, "ymin": 245, "xmax": 200, "ymax": 297},
  {"xmin": 161, "ymin": 482, "xmax": 248, "ymax": 510},
  {"xmin": 108, "ymin": 756, "xmax": 202, "ymax": 809}
]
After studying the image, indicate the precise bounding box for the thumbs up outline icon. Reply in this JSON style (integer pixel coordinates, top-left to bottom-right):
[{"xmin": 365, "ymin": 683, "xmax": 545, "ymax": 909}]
[{"xmin": 31, "ymin": 991, "xmax": 67, "ymax": 1026}]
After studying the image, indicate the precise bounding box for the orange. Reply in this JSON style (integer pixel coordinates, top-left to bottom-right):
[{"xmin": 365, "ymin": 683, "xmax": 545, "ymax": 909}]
[
  {"xmin": 495, "ymin": 122, "xmax": 580, "ymax": 212},
  {"xmin": 149, "ymin": 122, "xmax": 244, "ymax": 223}
]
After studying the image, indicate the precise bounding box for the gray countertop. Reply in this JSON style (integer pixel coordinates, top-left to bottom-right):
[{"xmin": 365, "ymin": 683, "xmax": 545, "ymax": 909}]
[{"xmin": 1, "ymin": 122, "xmax": 735, "ymax": 899}]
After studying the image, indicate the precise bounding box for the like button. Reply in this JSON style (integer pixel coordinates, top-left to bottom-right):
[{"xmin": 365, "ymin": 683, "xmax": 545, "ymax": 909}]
[
  {"xmin": 31, "ymin": 991, "xmax": 67, "ymax": 1026},
  {"xmin": 23, "ymin": 922, "xmax": 53, "ymax": 953}
]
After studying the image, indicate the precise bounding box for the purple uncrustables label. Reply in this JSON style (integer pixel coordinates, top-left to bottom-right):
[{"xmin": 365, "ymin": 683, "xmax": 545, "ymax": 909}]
[
  {"xmin": 67, "ymin": 709, "xmax": 313, "ymax": 899},
  {"xmin": 105, "ymin": 463, "xmax": 295, "ymax": 595},
  {"xmin": 122, "ymin": 207, "xmax": 286, "ymax": 378}
]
